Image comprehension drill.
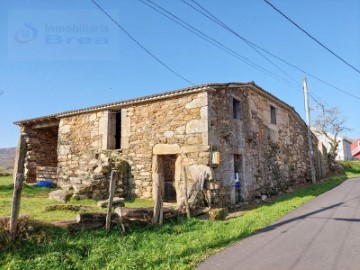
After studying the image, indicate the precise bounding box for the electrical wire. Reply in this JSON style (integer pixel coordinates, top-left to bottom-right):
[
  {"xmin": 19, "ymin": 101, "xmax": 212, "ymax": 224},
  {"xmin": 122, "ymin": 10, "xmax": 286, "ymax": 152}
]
[
  {"xmin": 144, "ymin": 0, "xmax": 323, "ymax": 107},
  {"xmin": 91, "ymin": 0, "xmax": 194, "ymax": 85},
  {"xmin": 181, "ymin": 0, "xmax": 360, "ymax": 101},
  {"xmin": 140, "ymin": 0, "xmax": 324, "ymax": 106},
  {"xmin": 263, "ymin": 0, "xmax": 360, "ymax": 75},
  {"xmin": 181, "ymin": 0, "xmax": 300, "ymax": 85},
  {"xmin": 139, "ymin": 0, "xmax": 301, "ymax": 89}
]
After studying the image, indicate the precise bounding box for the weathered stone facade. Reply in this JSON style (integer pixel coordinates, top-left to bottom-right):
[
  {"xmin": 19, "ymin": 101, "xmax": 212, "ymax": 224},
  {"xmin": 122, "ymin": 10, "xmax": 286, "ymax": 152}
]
[
  {"xmin": 22, "ymin": 124, "xmax": 58, "ymax": 183},
  {"xmin": 119, "ymin": 92, "xmax": 210, "ymax": 202},
  {"xmin": 208, "ymin": 86, "xmax": 319, "ymax": 204},
  {"xmin": 16, "ymin": 82, "xmax": 328, "ymax": 206},
  {"xmin": 57, "ymin": 112, "xmax": 129, "ymax": 199}
]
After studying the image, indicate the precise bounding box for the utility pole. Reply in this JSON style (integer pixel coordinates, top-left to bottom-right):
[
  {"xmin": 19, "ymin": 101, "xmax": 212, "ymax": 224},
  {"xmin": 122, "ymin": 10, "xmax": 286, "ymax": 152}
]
[{"xmin": 303, "ymin": 78, "xmax": 316, "ymax": 184}]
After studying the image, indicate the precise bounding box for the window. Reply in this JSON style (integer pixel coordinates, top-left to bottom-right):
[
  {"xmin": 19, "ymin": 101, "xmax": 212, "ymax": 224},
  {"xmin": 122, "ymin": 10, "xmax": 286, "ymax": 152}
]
[
  {"xmin": 233, "ymin": 98, "xmax": 241, "ymax": 119},
  {"xmin": 270, "ymin": 105, "xmax": 276, "ymax": 124},
  {"xmin": 107, "ymin": 110, "xmax": 126, "ymax": 150},
  {"xmin": 115, "ymin": 111, "xmax": 122, "ymax": 149}
]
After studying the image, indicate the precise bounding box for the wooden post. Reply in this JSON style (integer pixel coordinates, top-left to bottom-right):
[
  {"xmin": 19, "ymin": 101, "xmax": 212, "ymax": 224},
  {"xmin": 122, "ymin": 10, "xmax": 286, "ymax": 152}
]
[
  {"xmin": 105, "ymin": 170, "xmax": 117, "ymax": 232},
  {"xmin": 10, "ymin": 134, "xmax": 27, "ymax": 240},
  {"xmin": 182, "ymin": 166, "xmax": 191, "ymax": 219},
  {"xmin": 152, "ymin": 174, "xmax": 163, "ymax": 225},
  {"xmin": 152, "ymin": 156, "xmax": 164, "ymax": 225}
]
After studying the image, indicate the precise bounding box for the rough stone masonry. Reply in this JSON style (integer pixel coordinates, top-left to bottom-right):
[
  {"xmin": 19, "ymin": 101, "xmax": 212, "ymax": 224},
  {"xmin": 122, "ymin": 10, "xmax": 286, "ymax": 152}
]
[{"xmin": 15, "ymin": 82, "xmax": 328, "ymax": 207}]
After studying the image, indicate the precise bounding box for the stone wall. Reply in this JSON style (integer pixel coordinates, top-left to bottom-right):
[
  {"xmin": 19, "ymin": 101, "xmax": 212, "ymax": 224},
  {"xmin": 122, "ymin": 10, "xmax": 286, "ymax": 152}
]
[
  {"xmin": 55, "ymin": 92, "xmax": 211, "ymax": 202},
  {"xmin": 208, "ymin": 86, "xmax": 315, "ymax": 204},
  {"xmin": 36, "ymin": 166, "xmax": 57, "ymax": 181},
  {"xmin": 22, "ymin": 125, "xmax": 59, "ymax": 182},
  {"xmin": 120, "ymin": 91, "xmax": 211, "ymax": 203},
  {"xmin": 57, "ymin": 111, "xmax": 128, "ymax": 199}
]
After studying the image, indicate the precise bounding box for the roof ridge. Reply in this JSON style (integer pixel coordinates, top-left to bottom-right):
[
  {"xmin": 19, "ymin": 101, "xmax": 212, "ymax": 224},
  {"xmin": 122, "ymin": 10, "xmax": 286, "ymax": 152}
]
[{"xmin": 14, "ymin": 81, "xmax": 305, "ymax": 126}]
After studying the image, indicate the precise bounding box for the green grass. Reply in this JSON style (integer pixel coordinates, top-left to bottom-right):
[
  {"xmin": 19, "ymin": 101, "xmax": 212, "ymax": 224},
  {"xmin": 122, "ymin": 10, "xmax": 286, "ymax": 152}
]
[
  {"xmin": 339, "ymin": 160, "xmax": 360, "ymax": 177},
  {"xmin": 0, "ymin": 179, "xmax": 153, "ymax": 222},
  {"xmin": 1, "ymin": 162, "xmax": 360, "ymax": 269},
  {"xmin": 0, "ymin": 175, "xmax": 12, "ymax": 186}
]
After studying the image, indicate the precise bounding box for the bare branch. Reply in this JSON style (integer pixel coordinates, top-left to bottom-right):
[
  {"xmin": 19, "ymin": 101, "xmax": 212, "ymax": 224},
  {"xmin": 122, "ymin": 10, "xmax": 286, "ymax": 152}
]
[{"xmin": 311, "ymin": 101, "xmax": 349, "ymax": 157}]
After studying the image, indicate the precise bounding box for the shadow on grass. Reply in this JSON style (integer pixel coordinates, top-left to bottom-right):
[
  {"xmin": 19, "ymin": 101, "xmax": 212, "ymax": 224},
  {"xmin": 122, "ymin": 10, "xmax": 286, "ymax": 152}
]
[
  {"xmin": 340, "ymin": 161, "xmax": 360, "ymax": 175},
  {"xmin": 0, "ymin": 184, "xmax": 55, "ymax": 197},
  {"xmin": 1, "ymin": 173, "xmax": 358, "ymax": 269},
  {"xmin": 234, "ymin": 174, "xmax": 349, "ymax": 213},
  {"xmin": 346, "ymin": 168, "xmax": 360, "ymax": 175},
  {"xmin": 1, "ymin": 216, "xmax": 251, "ymax": 269},
  {"xmin": 0, "ymin": 184, "xmax": 13, "ymax": 191}
]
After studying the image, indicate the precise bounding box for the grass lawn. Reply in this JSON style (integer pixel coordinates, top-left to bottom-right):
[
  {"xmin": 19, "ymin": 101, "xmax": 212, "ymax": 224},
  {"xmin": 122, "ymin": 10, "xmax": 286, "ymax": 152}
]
[
  {"xmin": 0, "ymin": 175, "xmax": 12, "ymax": 186},
  {"xmin": 0, "ymin": 178, "xmax": 153, "ymax": 222},
  {"xmin": 1, "ymin": 161, "xmax": 360, "ymax": 269},
  {"xmin": 339, "ymin": 160, "xmax": 360, "ymax": 177}
]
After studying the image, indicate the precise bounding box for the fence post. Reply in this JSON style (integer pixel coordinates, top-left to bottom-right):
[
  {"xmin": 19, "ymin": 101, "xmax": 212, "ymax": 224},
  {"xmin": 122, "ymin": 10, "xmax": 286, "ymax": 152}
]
[
  {"xmin": 106, "ymin": 170, "xmax": 117, "ymax": 232},
  {"xmin": 10, "ymin": 134, "xmax": 27, "ymax": 240},
  {"xmin": 152, "ymin": 174, "xmax": 163, "ymax": 225},
  {"xmin": 182, "ymin": 166, "xmax": 191, "ymax": 219}
]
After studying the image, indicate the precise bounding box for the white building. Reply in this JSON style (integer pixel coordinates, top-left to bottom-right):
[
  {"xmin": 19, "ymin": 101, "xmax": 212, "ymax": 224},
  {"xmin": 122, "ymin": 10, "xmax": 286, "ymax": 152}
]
[{"xmin": 312, "ymin": 130, "xmax": 353, "ymax": 161}]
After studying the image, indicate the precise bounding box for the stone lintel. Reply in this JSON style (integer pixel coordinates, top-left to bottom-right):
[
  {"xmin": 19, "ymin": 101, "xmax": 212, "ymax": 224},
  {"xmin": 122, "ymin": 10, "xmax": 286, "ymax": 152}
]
[
  {"xmin": 153, "ymin": 144, "xmax": 211, "ymax": 155},
  {"xmin": 32, "ymin": 120, "xmax": 60, "ymax": 129},
  {"xmin": 153, "ymin": 144, "xmax": 182, "ymax": 155}
]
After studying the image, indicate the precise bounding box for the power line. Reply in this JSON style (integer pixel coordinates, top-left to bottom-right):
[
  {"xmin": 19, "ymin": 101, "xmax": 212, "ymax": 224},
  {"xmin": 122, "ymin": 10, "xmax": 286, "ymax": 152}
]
[
  {"xmin": 248, "ymin": 42, "xmax": 360, "ymax": 101},
  {"xmin": 183, "ymin": 0, "xmax": 360, "ymax": 113},
  {"xmin": 139, "ymin": 0, "xmax": 336, "ymax": 106},
  {"xmin": 143, "ymin": 0, "xmax": 322, "ymax": 106},
  {"xmin": 90, "ymin": 0, "xmax": 194, "ymax": 85},
  {"xmin": 263, "ymin": 0, "xmax": 360, "ymax": 75},
  {"xmin": 181, "ymin": 0, "xmax": 360, "ymax": 101},
  {"xmin": 181, "ymin": 0, "xmax": 299, "ymax": 85},
  {"xmin": 139, "ymin": 0, "xmax": 301, "ymax": 89}
]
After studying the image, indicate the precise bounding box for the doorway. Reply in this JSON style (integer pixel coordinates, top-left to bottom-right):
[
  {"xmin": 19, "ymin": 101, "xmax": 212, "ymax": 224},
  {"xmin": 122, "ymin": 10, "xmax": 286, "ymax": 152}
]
[
  {"xmin": 161, "ymin": 155, "xmax": 177, "ymax": 202},
  {"xmin": 153, "ymin": 154, "xmax": 178, "ymax": 203},
  {"xmin": 234, "ymin": 154, "xmax": 243, "ymax": 203}
]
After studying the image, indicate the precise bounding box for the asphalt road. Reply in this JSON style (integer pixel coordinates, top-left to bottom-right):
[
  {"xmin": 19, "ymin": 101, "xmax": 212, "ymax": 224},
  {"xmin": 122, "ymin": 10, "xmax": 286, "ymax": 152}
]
[{"xmin": 198, "ymin": 177, "xmax": 360, "ymax": 270}]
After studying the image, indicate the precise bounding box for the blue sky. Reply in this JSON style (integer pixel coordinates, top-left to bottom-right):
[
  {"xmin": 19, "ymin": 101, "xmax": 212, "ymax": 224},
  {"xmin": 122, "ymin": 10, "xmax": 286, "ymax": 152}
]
[{"xmin": 0, "ymin": 0, "xmax": 359, "ymax": 147}]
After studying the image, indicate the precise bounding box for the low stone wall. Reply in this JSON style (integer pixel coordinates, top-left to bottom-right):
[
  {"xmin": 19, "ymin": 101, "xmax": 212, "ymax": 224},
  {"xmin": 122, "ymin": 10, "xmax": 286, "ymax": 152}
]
[
  {"xmin": 58, "ymin": 149, "xmax": 129, "ymax": 200},
  {"xmin": 36, "ymin": 166, "xmax": 57, "ymax": 181}
]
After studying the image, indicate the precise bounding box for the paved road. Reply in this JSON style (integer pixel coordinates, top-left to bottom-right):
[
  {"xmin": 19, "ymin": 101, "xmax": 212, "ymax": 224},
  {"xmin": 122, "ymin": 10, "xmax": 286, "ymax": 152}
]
[{"xmin": 198, "ymin": 177, "xmax": 360, "ymax": 270}]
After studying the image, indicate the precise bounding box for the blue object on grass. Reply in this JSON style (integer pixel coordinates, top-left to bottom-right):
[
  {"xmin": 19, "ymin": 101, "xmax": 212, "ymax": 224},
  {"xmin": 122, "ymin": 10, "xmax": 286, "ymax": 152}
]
[{"xmin": 34, "ymin": 180, "xmax": 55, "ymax": 188}]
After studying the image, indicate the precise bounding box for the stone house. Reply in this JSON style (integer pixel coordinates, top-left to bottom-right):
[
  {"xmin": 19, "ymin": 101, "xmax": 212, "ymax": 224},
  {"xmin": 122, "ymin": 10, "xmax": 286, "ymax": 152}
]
[
  {"xmin": 15, "ymin": 82, "xmax": 327, "ymax": 207},
  {"xmin": 312, "ymin": 130, "xmax": 353, "ymax": 161}
]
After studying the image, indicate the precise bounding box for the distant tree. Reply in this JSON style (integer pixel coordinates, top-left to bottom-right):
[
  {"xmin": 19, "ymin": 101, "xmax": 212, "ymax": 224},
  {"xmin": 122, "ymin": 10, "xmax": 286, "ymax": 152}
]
[{"xmin": 312, "ymin": 101, "xmax": 350, "ymax": 160}]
